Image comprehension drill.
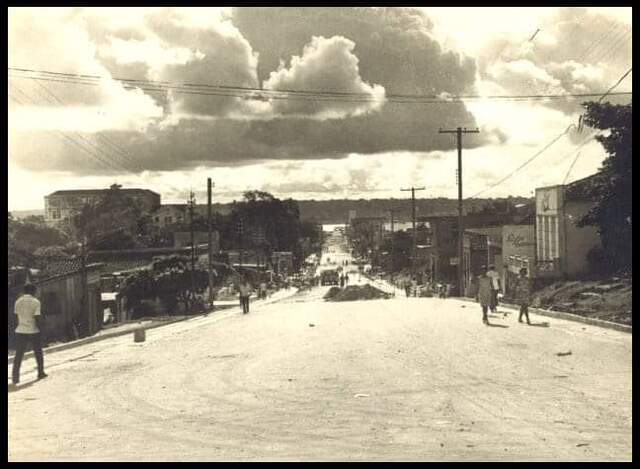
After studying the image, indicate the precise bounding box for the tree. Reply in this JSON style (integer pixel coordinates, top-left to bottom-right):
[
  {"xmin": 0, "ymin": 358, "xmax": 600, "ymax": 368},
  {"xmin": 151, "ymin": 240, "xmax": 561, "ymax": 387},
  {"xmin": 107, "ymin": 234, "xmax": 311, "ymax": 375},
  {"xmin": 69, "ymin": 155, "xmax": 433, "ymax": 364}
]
[
  {"xmin": 71, "ymin": 184, "xmax": 144, "ymax": 250},
  {"xmin": 119, "ymin": 256, "xmax": 209, "ymax": 318},
  {"xmin": 572, "ymin": 101, "xmax": 632, "ymax": 275},
  {"xmin": 8, "ymin": 212, "xmax": 69, "ymax": 268}
]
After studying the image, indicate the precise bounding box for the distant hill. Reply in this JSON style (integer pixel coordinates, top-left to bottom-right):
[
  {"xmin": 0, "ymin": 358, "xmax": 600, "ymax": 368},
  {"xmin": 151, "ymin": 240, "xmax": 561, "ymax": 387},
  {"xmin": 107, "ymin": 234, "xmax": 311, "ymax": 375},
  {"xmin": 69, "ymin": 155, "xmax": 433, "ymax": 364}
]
[
  {"xmin": 8, "ymin": 197, "xmax": 533, "ymax": 225},
  {"xmin": 10, "ymin": 209, "xmax": 44, "ymax": 219}
]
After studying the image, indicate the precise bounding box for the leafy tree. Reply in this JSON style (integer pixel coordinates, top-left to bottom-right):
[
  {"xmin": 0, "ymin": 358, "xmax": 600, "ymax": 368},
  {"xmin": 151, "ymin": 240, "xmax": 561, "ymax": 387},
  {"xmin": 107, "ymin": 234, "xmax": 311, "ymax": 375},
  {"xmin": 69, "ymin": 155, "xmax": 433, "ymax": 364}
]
[
  {"xmin": 120, "ymin": 255, "xmax": 209, "ymax": 318},
  {"xmin": 8, "ymin": 212, "xmax": 69, "ymax": 268},
  {"xmin": 572, "ymin": 101, "xmax": 632, "ymax": 274},
  {"xmin": 71, "ymin": 184, "xmax": 144, "ymax": 250}
]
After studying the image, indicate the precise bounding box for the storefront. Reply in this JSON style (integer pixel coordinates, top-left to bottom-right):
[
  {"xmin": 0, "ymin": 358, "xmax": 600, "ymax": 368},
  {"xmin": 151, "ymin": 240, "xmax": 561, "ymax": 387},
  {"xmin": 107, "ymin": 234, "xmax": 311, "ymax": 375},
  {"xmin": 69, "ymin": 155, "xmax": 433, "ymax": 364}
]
[{"xmin": 502, "ymin": 225, "xmax": 535, "ymax": 300}]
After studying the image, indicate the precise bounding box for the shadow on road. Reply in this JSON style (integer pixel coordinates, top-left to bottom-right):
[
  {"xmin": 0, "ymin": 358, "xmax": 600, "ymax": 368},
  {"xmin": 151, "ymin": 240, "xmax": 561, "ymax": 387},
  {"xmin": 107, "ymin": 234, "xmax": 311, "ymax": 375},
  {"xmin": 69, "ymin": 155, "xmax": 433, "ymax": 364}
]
[
  {"xmin": 7, "ymin": 378, "xmax": 39, "ymax": 393},
  {"xmin": 486, "ymin": 323, "xmax": 509, "ymax": 328},
  {"xmin": 528, "ymin": 321, "xmax": 550, "ymax": 328}
]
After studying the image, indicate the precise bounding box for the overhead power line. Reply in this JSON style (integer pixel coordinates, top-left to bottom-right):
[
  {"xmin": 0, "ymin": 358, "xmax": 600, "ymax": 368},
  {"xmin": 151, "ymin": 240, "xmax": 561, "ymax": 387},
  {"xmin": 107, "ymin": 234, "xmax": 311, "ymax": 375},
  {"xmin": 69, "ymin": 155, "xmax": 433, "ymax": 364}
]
[
  {"xmin": 8, "ymin": 66, "xmax": 632, "ymax": 104},
  {"xmin": 9, "ymin": 83, "xmax": 138, "ymax": 174}
]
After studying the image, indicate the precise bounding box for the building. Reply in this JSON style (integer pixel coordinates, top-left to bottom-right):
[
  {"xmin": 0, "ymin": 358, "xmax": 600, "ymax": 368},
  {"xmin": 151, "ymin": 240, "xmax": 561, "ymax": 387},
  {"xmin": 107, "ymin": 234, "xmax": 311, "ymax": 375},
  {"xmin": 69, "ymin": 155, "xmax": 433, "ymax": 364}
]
[
  {"xmin": 271, "ymin": 251, "xmax": 294, "ymax": 275},
  {"xmin": 535, "ymin": 174, "xmax": 601, "ymax": 279},
  {"xmin": 418, "ymin": 215, "xmax": 459, "ymax": 287},
  {"xmin": 350, "ymin": 217, "xmax": 386, "ymax": 258},
  {"xmin": 150, "ymin": 204, "xmax": 209, "ymax": 229},
  {"xmin": 44, "ymin": 184, "xmax": 160, "ymax": 228},
  {"xmin": 502, "ymin": 224, "xmax": 536, "ymax": 300},
  {"xmin": 462, "ymin": 227, "xmax": 503, "ymax": 296}
]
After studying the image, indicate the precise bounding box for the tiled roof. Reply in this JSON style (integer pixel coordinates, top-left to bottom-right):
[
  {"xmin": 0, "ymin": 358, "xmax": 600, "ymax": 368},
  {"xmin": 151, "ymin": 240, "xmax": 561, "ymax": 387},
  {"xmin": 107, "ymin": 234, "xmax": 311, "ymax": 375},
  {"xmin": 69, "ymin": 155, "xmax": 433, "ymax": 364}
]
[{"xmin": 48, "ymin": 188, "xmax": 159, "ymax": 197}]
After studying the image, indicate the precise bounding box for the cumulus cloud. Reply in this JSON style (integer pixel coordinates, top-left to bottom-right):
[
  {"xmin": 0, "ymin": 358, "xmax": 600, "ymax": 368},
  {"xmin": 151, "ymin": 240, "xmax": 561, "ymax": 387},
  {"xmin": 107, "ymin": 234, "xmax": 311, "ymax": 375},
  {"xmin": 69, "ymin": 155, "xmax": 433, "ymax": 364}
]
[
  {"xmin": 8, "ymin": 7, "xmax": 163, "ymax": 131},
  {"xmin": 263, "ymin": 35, "xmax": 385, "ymax": 119},
  {"xmin": 477, "ymin": 7, "xmax": 632, "ymax": 114}
]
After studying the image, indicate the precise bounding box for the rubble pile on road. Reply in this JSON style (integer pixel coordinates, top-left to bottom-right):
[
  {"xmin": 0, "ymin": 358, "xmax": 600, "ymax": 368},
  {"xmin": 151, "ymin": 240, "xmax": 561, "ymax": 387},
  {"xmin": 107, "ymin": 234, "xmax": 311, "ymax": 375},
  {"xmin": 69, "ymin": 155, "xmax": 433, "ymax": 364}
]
[
  {"xmin": 324, "ymin": 284, "xmax": 392, "ymax": 302},
  {"xmin": 531, "ymin": 277, "xmax": 632, "ymax": 325}
]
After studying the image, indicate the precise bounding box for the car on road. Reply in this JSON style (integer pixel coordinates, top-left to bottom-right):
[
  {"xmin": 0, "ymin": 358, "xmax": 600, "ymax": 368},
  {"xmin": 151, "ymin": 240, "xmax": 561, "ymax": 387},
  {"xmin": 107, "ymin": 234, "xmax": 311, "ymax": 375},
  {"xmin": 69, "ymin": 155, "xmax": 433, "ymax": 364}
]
[{"xmin": 321, "ymin": 269, "xmax": 340, "ymax": 286}]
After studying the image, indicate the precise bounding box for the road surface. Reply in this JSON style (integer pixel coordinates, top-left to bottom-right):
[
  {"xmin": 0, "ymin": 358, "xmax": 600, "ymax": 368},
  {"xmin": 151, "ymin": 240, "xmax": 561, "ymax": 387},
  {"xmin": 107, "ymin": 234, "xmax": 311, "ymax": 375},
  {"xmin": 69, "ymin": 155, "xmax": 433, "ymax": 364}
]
[
  {"xmin": 8, "ymin": 229, "xmax": 632, "ymax": 461},
  {"xmin": 8, "ymin": 292, "xmax": 631, "ymax": 460}
]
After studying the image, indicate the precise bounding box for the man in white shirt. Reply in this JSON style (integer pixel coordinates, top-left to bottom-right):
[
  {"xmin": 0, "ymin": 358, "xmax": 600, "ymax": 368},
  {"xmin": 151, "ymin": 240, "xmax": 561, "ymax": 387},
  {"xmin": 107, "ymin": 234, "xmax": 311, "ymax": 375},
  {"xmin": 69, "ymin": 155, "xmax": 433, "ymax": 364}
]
[
  {"xmin": 486, "ymin": 264, "xmax": 501, "ymax": 313},
  {"xmin": 12, "ymin": 283, "xmax": 47, "ymax": 385}
]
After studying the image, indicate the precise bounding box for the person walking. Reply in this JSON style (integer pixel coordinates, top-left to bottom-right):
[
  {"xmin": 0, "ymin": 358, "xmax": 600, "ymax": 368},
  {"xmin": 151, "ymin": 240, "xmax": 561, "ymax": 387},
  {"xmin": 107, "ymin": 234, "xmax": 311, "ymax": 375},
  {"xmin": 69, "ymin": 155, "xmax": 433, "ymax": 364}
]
[
  {"xmin": 339, "ymin": 274, "xmax": 345, "ymax": 288},
  {"xmin": 404, "ymin": 277, "xmax": 411, "ymax": 297},
  {"xmin": 475, "ymin": 267, "xmax": 494, "ymax": 325},
  {"xmin": 486, "ymin": 264, "xmax": 501, "ymax": 313},
  {"xmin": 12, "ymin": 283, "xmax": 47, "ymax": 385},
  {"xmin": 259, "ymin": 281, "xmax": 268, "ymax": 299},
  {"xmin": 238, "ymin": 279, "xmax": 252, "ymax": 314},
  {"xmin": 345, "ymin": 273, "xmax": 350, "ymax": 285},
  {"xmin": 516, "ymin": 268, "xmax": 532, "ymax": 325}
]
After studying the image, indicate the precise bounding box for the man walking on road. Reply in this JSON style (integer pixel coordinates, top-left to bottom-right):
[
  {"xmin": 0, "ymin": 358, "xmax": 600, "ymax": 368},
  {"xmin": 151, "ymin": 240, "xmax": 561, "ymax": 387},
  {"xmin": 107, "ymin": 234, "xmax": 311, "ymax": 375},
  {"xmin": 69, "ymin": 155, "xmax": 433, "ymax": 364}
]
[
  {"xmin": 238, "ymin": 280, "xmax": 252, "ymax": 314},
  {"xmin": 474, "ymin": 267, "xmax": 494, "ymax": 325},
  {"xmin": 487, "ymin": 264, "xmax": 501, "ymax": 313},
  {"xmin": 12, "ymin": 283, "xmax": 48, "ymax": 384},
  {"xmin": 516, "ymin": 268, "xmax": 532, "ymax": 325}
]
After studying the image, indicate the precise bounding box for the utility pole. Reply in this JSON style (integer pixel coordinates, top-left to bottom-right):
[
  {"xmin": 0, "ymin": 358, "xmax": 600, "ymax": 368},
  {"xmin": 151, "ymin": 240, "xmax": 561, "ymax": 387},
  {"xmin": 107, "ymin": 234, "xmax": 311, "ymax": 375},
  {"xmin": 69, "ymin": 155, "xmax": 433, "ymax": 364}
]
[
  {"xmin": 439, "ymin": 126, "xmax": 480, "ymax": 296},
  {"xmin": 78, "ymin": 234, "xmax": 87, "ymax": 339},
  {"xmin": 400, "ymin": 187, "xmax": 425, "ymax": 275},
  {"xmin": 188, "ymin": 191, "xmax": 196, "ymax": 305},
  {"xmin": 207, "ymin": 178, "xmax": 214, "ymax": 309},
  {"xmin": 236, "ymin": 218, "xmax": 244, "ymax": 269},
  {"xmin": 388, "ymin": 207, "xmax": 399, "ymax": 271}
]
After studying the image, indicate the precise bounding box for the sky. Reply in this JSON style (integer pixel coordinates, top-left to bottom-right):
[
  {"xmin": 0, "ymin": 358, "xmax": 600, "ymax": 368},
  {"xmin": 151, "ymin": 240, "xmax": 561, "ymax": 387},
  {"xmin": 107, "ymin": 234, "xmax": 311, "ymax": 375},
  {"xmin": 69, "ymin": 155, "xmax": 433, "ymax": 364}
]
[{"xmin": 7, "ymin": 7, "xmax": 633, "ymax": 210}]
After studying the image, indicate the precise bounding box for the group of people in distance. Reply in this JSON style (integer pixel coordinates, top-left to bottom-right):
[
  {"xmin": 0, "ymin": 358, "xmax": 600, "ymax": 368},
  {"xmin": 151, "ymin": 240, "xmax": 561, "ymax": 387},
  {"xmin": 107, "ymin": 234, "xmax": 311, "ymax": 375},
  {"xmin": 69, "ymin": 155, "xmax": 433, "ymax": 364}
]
[
  {"xmin": 339, "ymin": 273, "xmax": 350, "ymax": 288},
  {"xmin": 473, "ymin": 264, "xmax": 532, "ymax": 325}
]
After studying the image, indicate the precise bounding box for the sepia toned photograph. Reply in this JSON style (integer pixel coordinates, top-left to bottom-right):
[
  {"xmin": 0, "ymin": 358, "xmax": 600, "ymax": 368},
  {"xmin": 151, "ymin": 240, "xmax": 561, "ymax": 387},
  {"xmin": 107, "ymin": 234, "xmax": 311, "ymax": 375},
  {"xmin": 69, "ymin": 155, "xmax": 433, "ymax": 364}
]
[{"xmin": 7, "ymin": 6, "xmax": 632, "ymax": 462}]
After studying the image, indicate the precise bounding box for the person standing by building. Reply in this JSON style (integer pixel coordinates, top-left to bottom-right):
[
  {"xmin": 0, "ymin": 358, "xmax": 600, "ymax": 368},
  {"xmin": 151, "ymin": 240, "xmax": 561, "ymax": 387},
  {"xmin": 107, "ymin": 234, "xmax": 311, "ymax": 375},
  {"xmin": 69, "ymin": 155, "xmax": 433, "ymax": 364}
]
[
  {"xmin": 345, "ymin": 273, "xmax": 350, "ymax": 286},
  {"xmin": 12, "ymin": 283, "xmax": 47, "ymax": 385},
  {"xmin": 340, "ymin": 274, "xmax": 345, "ymax": 288},
  {"xmin": 475, "ymin": 267, "xmax": 494, "ymax": 325},
  {"xmin": 238, "ymin": 279, "xmax": 252, "ymax": 314},
  {"xmin": 516, "ymin": 268, "xmax": 532, "ymax": 325},
  {"xmin": 486, "ymin": 264, "xmax": 501, "ymax": 313}
]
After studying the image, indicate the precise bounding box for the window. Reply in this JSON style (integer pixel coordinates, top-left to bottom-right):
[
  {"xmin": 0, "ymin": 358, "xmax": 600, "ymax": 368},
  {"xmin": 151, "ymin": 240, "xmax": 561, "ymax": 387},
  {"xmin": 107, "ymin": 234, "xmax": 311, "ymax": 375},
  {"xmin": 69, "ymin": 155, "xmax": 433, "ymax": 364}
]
[
  {"xmin": 154, "ymin": 217, "xmax": 160, "ymax": 223},
  {"xmin": 51, "ymin": 210, "xmax": 61, "ymax": 220}
]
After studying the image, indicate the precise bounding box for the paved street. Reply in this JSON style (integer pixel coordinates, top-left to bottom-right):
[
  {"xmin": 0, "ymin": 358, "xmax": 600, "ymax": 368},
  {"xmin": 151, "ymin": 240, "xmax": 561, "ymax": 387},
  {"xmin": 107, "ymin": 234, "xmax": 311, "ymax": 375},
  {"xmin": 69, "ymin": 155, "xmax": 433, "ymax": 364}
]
[{"xmin": 8, "ymin": 284, "xmax": 631, "ymax": 461}]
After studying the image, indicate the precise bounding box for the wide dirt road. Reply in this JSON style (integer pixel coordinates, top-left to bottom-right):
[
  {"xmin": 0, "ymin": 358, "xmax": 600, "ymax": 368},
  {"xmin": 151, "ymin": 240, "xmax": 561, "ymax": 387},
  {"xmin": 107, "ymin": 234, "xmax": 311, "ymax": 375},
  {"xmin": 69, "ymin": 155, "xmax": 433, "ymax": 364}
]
[{"xmin": 8, "ymin": 290, "xmax": 631, "ymax": 461}]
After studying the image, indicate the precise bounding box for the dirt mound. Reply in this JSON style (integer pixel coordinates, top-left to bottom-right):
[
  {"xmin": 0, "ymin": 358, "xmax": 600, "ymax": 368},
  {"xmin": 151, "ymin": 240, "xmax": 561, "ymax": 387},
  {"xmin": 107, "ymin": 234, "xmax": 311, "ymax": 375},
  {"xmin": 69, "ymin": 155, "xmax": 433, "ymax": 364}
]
[
  {"xmin": 533, "ymin": 277, "xmax": 632, "ymax": 325},
  {"xmin": 324, "ymin": 284, "xmax": 391, "ymax": 302}
]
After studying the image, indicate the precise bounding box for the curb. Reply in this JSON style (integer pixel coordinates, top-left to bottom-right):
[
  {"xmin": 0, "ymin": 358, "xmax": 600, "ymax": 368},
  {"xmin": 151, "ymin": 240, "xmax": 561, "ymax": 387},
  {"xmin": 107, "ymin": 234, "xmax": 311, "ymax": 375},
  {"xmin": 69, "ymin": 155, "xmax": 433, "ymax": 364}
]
[
  {"xmin": 456, "ymin": 297, "xmax": 632, "ymax": 334},
  {"xmin": 8, "ymin": 288, "xmax": 298, "ymax": 366}
]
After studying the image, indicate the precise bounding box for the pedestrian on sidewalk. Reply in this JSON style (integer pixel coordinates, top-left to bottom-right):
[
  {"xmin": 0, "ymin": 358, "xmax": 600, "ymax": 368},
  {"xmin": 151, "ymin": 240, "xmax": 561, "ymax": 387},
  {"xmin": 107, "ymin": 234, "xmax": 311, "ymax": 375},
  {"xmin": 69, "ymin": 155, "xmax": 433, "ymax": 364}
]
[
  {"xmin": 516, "ymin": 268, "xmax": 532, "ymax": 325},
  {"xmin": 487, "ymin": 264, "xmax": 501, "ymax": 313},
  {"xmin": 259, "ymin": 281, "xmax": 268, "ymax": 300},
  {"xmin": 12, "ymin": 283, "xmax": 47, "ymax": 384},
  {"xmin": 404, "ymin": 278, "xmax": 411, "ymax": 297},
  {"xmin": 238, "ymin": 279, "xmax": 252, "ymax": 314},
  {"xmin": 345, "ymin": 273, "xmax": 350, "ymax": 285},
  {"xmin": 340, "ymin": 274, "xmax": 345, "ymax": 288},
  {"xmin": 474, "ymin": 267, "xmax": 493, "ymax": 325}
]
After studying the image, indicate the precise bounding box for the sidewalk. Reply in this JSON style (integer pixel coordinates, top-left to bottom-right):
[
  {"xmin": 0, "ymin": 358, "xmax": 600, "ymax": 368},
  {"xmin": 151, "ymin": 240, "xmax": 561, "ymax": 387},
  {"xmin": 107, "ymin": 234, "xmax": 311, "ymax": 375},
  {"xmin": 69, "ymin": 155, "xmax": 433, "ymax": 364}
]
[
  {"xmin": 456, "ymin": 296, "xmax": 632, "ymax": 334},
  {"xmin": 8, "ymin": 288, "xmax": 298, "ymax": 366}
]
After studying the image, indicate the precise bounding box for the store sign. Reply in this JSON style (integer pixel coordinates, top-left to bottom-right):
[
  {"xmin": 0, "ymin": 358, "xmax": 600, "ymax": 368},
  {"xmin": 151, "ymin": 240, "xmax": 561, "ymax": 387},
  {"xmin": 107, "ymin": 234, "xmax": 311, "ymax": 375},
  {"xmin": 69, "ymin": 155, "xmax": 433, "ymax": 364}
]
[{"xmin": 505, "ymin": 232, "xmax": 535, "ymax": 248}]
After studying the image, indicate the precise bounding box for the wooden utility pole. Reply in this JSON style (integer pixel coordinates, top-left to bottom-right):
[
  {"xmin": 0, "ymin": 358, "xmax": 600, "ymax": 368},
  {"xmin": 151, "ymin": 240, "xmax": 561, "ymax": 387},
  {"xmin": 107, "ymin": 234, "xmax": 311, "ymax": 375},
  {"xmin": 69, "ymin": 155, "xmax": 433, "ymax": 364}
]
[
  {"xmin": 439, "ymin": 127, "xmax": 480, "ymax": 296},
  {"xmin": 207, "ymin": 178, "xmax": 214, "ymax": 308},
  {"xmin": 400, "ymin": 187, "xmax": 425, "ymax": 275},
  {"xmin": 188, "ymin": 191, "xmax": 196, "ymax": 303},
  {"xmin": 237, "ymin": 218, "xmax": 244, "ymax": 268}
]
